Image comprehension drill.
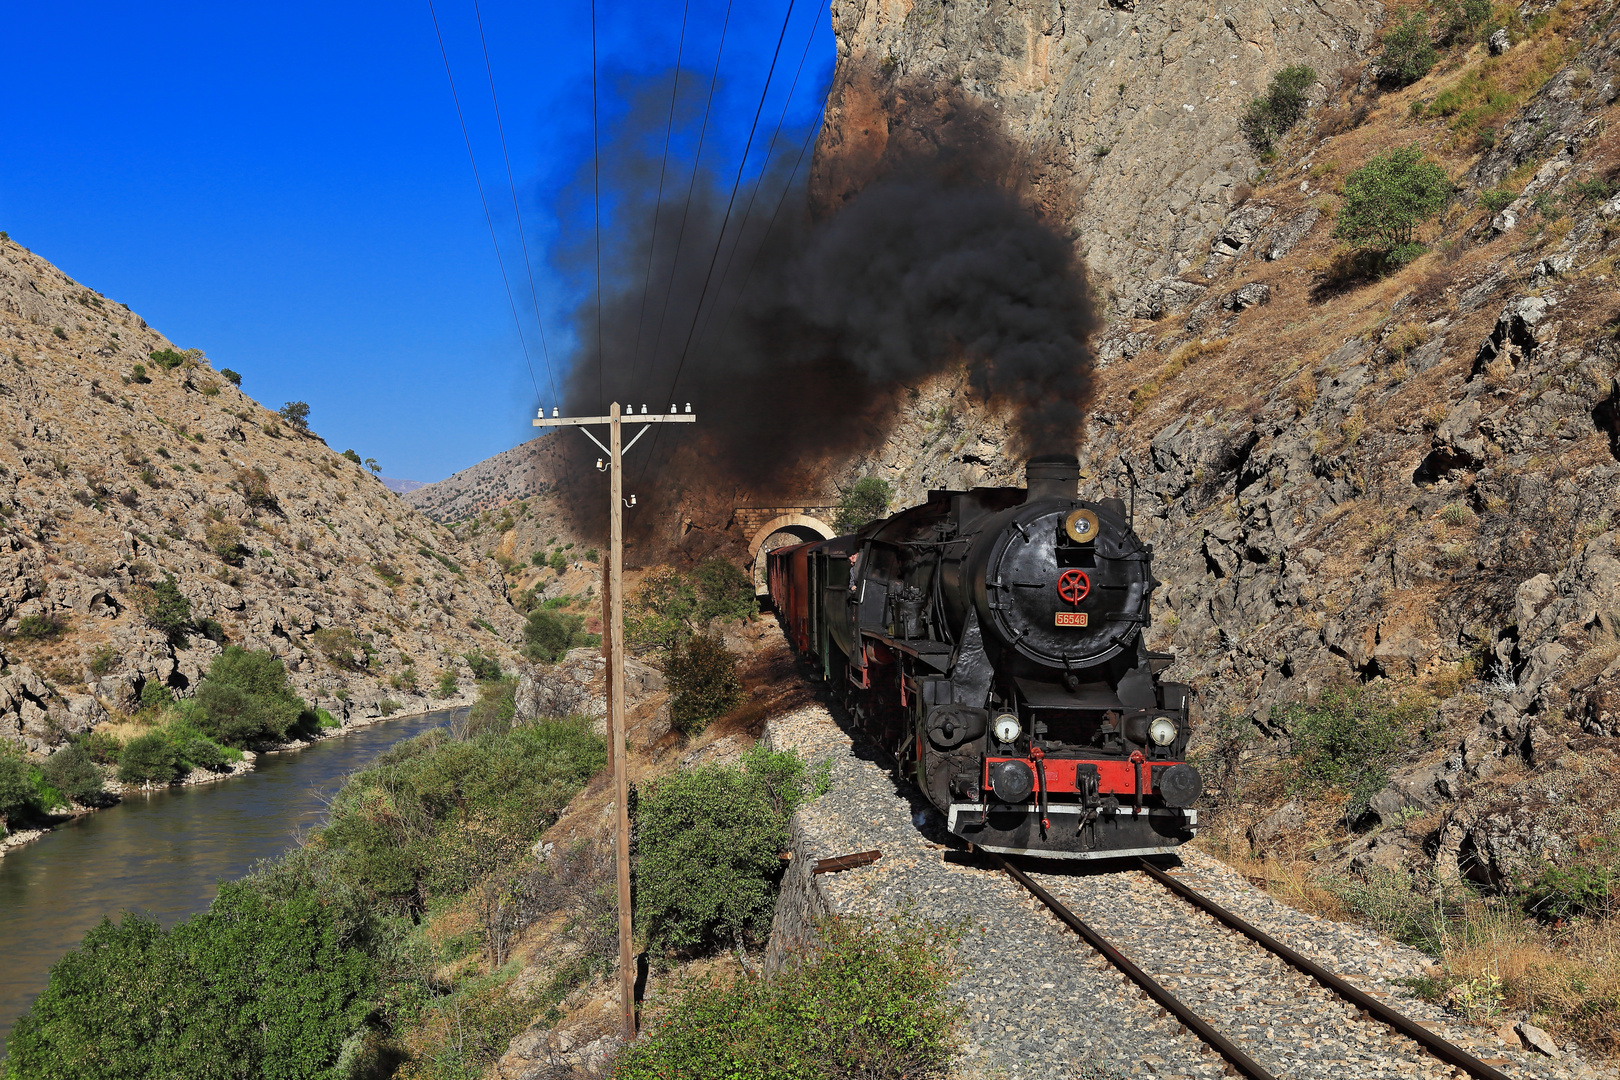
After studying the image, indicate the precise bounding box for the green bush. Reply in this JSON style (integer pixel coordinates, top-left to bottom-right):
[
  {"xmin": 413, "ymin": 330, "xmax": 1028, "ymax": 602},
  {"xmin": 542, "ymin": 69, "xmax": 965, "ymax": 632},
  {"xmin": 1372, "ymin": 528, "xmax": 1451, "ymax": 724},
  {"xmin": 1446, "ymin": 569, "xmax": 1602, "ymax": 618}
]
[
  {"xmin": 1480, "ymin": 186, "xmax": 1518, "ymax": 214},
  {"xmin": 181, "ymin": 738, "xmax": 227, "ymax": 771},
  {"xmin": 523, "ymin": 608, "xmax": 588, "ymax": 663},
  {"xmin": 319, "ymin": 718, "xmax": 605, "ymax": 913},
  {"xmin": 462, "ymin": 649, "xmax": 502, "ymax": 682},
  {"xmin": 1523, "ymin": 862, "xmax": 1618, "ymax": 921},
  {"xmin": 219, "ymin": 368, "xmax": 241, "ymax": 386},
  {"xmin": 190, "ymin": 647, "xmax": 310, "ymax": 745},
  {"xmin": 1433, "ymin": 0, "xmax": 1492, "ymax": 44},
  {"xmin": 118, "ymin": 733, "xmax": 182, "ymax": 785},
  {"xmin": 42, "ymin": 743, "xmax": 105, "ymax": 805},
  {"xmin": 310, "ymin": 627, "xmax": 366, "ymax": 671},
  {"xmin": 1333, "ymin": 145, "xmax": 1451, "ymax": 258},
  {"xmin": 315, "ymin": 708, "xmax": 340, "ymax": 729},
  {"xmin": 834, "ymin": 476, "xmax": 892, "ymax": 533},
  {"xmin": 87, "ymin": 645, "xmax": 120, "ymax": 676},
  {"xmin": 341, "ymin": 448, "xmax": 362, "ymax": 465},
  {"xmin": 1376, "ymin": 11, "xmax": 1437, "ymax": 86},
  {"xmin": 378, "ymin": 699, "xmax": 402, "ymax": 717},
  {"xmin": 635, "ymin": 746, "xmax": 824, "ymax": 951},
  {"xmin": 1275, "ymin": 683, "xmax": 1429, "ymax": 819},
  {"xmin": 0, "ymin": 747, "xmax": 36, "ymax": 825},
  {"xmin": 435, "ymin": 670, "xmax": 459, "ymax": 698},
  {"xmin": 1240, "ymin": 64, "xmax": 1317, "ymax": 153},
  {"xmin": 614, "ymin": 917, "xmax": 958, "ymax": 1080},
  {"xmin": 547, "ymin": 549, "xmax": 568, "ymax": 574},
  {"xmin": 627, "ymin": 560, "xmax": 757, "ymax": 652},
  {"xmin": 77, "ymin": 730, "xmax": 123, "ymax": 765},
  {"xmin": 139, "ymin": 680, "xmax": 175, "ymax": 711},
  {"xmin": 3, "ymin": 883, "xmax": 378, "ymax": 1080},
  {"xmin": 136, "ymin": 575, "xmax": 191, "ymax": 642},
  {"xmin": 664, "ymin": 634, "xmax": 743, "ymax": 734},
  {"xmin": 14, "ymin": 613, "xmax": 68, "ymax": 641},
  {"xmin": 148, "ymin": 348, "xmax": 185, "ymax": 369}
]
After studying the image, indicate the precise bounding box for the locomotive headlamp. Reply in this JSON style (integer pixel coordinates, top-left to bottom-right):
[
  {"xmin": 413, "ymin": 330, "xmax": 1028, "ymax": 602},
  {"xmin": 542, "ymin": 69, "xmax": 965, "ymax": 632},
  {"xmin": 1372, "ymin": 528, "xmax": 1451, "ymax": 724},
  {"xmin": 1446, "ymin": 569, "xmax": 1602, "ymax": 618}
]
[
  {"xmin": 1064, "ymin": 508, "xmax": 1100, "ymax": 544},
  {"xmin": 992, "ymin": 713, "xmax": 1022, "ymax": 744},
  {"xmin": 1148, "ymin": 716, "xmax": 1178, "ymax": 746}
]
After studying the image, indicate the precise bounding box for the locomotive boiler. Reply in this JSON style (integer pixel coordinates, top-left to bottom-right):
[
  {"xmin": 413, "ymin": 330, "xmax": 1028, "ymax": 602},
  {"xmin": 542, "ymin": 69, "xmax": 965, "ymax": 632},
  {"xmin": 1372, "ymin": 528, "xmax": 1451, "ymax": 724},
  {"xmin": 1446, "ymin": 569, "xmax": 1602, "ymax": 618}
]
[{"xmin": 767, "ymin": 455, "xmax": 1201, "ymax": 859}]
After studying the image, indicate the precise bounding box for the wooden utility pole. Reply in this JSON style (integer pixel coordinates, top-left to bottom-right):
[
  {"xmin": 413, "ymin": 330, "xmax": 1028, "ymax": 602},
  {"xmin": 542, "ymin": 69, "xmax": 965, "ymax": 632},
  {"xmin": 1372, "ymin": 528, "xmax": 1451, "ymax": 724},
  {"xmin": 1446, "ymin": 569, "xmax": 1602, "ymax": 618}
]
[{"xmin": 533, "ymin": 401, "xmax": 695, "ymax": 1044}]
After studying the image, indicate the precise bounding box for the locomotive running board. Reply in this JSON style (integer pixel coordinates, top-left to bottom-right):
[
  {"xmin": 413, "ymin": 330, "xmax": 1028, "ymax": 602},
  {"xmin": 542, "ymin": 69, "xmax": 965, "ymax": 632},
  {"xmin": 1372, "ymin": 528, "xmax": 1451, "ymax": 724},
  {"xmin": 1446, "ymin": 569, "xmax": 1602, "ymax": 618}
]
[{"xmin": 971, "ymin": 842, "xmax": 1185, "ymax": 861}]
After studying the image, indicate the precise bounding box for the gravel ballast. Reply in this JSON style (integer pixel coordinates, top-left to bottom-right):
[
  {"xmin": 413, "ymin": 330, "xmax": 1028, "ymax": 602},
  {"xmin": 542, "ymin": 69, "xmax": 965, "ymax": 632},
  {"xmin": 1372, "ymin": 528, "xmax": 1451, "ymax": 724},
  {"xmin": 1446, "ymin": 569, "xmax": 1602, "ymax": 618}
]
[{"xmin": 762, "ymin": 702, "xmax": 1617, "ymax": 1080}]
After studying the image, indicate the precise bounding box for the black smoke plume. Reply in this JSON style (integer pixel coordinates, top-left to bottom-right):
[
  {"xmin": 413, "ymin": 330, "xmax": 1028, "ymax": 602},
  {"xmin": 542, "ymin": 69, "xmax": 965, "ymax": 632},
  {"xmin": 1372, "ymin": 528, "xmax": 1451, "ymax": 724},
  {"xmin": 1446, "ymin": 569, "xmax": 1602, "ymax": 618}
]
[{"xmin": 538, "ymin": 69, "xmax": 1097, "ymax": 557}]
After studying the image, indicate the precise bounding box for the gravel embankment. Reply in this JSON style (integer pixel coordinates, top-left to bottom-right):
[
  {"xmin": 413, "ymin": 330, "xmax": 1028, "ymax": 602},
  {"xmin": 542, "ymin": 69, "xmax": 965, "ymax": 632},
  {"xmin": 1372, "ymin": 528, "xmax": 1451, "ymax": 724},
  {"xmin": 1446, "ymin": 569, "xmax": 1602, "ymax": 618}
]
[{"xmin": 764, "ymin": 702, "xmax": 1617, "ymax": 1080}]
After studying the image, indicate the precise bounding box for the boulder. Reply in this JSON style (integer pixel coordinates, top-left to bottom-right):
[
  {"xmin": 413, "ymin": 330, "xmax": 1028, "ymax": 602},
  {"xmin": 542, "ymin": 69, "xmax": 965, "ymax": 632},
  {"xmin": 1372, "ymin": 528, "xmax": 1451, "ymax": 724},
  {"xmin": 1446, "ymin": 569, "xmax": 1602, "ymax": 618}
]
[
  {"xmin": 1219, "ymin": 282, "xmax": 1272, "ymax": 312},
  {"xmin": 1247, "ymin": 800, "xmax": 1305, "ymax": 853},
  {"xmin": 1472, "ymin": 296, "xmax": 1556, "ymax": 378},
  {"xmin": 1488, "ymin": 28, "xmax": 1511, "ymax": 55},
  {"xmin": 1129, "ymin": 277, "xmax": 1208, "ymax": 320},
  {"xmin": 1515, "ymin": 1022, "xmax": 1559, "ymax": 1058}
]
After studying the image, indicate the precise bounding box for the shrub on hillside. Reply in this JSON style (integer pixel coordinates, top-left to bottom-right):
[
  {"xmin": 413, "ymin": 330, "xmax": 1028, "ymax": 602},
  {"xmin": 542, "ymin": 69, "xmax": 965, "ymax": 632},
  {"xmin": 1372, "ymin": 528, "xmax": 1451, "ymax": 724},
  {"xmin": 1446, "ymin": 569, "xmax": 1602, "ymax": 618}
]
[
  {"xmin": 0, "ymin": 747, "xmax": 36, "ymax": 828},
  {"xmin": 626, "ymin": 560, "xmax": 756, "ymax": 651},
  {"xmin": 118, "ymin": 733, "xmax": 182, "ymax": 785},
  {"xmin": 834, "ymin": 476, "xmax": 891, "ymax": 533},
  {"xmin": 635, "ymin": 746, "xmax": 826, "ymax": 952},
  {"xmin": 462, "ymin": 649, "xmax": 502, "ymax": 682},
  {"xmin": 320, "ymin": 718, "xmax": 605, "ymax": 913},
  {"xmin": 523, "ymin": 608, "xmax": 592, "ymax": 663},
  {"xmin": 219, "ymin": 368, "xmax": 241, "ymax": 386},
  {"xmin": 435, "ymin": 670, "xmax": 459, "ymax": 698},
  {"xmin": 1275, "ymin": 683, "xmax": 1430, "ymax": 820},
  {"xmin": 135, "ymin": 575, "xmax": 191, "ymax": 642},
  {"xmin": 204, "ymin": 519, "xmax": 243, "ymax": 565},
  {"xmin": 278, "ymin": 401, "xmax": 310, "ymax": 431},
  {"xmin": 1333, "ymin": 145, "xmax": 1451, "ymax": 265},
  {"xmin": 3, "ymin": 885, "xmax": 378, "ymax": 1080},
  {"xmin": 614, "ymin": 917, "xmax": 958, "ymax": 1080},
  {"xmin": 310, "ymin": 627, "xmax": 366, "ymax": 671},
  {"xmin": 1376, "ymin": 11, "xmax": 1437, "ymax": 87},
  {"xmin": 12, "ymin": 612, "xmax": 68, "ymax": 641},
  {"xmin": 1240, "ymin": 64, "xmax": 1317, "ymax": 153},
  {"xmin": 190, "ymin": 646, "xmax": 310, "ymax": 745},
  {"xmin": 42, "ymin": 743, "xmax": 106, "ymax": 806},
  {"xmin": 664, "ymin": 634, "xmax": 742, "ymax": 735},
  {"xmin": 148, "ymin": 348, "xmax": 186, "ymax": 370}
]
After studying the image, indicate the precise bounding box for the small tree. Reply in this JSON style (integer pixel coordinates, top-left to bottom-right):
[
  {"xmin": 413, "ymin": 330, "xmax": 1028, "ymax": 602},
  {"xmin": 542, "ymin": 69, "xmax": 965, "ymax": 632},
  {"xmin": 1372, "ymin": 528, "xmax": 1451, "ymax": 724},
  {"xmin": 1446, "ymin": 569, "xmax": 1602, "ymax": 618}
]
[
  {"xmin": 136, "ymin": 575, "xmax": 192, "ymax": 642},
  {"xmin": 278, "ymin": 401, "xmax": 310, "ymax": 431},
  {"xmin": 219, "ymin": 368, "xmax": 242, "ymax": 386},
  {"xmin": 43, "ymin": 743, "xmax": 105, "ymax": 806},
  {"xmin": 341, "ymin": 449, "xmax": 362, "ymax": 465},
  {"xmin": 118, "ymin": 733, "xmax": 181, "ymax": 784},
  {"xmin": 435, "ymin": 670, "xmax": 459, "ymax": 698},
  {"xmin": 524, "ymin": 609, "xmax": 586, "ymax": 663},
  {"xmin": 834, "ymin": 477, "xmax": 891, "ymax": 533},
  {"xmin": 364, "ymin": 458, "xmax": 381, "ymax": 478},
  {"xmin": 1333, "ymin": 145, "xmax": 1451, "ymax": 263},
  {"xmin": 1376, "ymin": 11, "xmax": 1436, "ymax": 87},
  {"xmin": 1240, "ymin": 64, "xmax": 1317, "ymax": 153},
  {"xmin": 664, "ymin": 634, "xmax": 743, "ymax": 734}
]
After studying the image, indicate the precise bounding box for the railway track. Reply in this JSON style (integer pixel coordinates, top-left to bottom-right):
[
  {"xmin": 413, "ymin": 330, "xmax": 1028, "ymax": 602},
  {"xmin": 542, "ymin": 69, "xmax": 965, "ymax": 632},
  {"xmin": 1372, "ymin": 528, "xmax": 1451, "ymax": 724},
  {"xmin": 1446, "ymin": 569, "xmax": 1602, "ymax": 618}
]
[{"xmin": 981, "ymin": 848, "xmax": 1515, "ymax": 1080}]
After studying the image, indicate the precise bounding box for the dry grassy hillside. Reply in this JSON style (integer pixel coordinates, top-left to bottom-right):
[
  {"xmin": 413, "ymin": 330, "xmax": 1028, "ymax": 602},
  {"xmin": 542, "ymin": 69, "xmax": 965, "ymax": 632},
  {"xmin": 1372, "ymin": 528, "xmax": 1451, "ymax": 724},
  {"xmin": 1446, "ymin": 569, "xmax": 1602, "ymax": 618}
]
[{"xmin": 0, "ymin": 237, "xmax": 525, "ymax": 751}]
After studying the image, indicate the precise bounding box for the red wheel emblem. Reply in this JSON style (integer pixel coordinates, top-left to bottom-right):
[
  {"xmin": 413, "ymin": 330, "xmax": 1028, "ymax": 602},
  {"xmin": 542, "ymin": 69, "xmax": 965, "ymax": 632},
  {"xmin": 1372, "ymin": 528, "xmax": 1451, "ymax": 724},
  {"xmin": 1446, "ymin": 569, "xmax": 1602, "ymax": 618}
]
[{"xmin": 1056, "ymin": 569, "xmax": 1090, "ymax": 604}]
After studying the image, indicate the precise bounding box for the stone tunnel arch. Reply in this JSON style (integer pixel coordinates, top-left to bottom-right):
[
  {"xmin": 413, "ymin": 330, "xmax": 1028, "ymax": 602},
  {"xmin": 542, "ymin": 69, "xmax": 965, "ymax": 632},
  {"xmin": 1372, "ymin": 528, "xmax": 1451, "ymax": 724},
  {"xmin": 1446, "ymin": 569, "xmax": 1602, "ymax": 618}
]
[{"xmin": 748, "ymin": 514, "xmax": 836, "ymax": 595}]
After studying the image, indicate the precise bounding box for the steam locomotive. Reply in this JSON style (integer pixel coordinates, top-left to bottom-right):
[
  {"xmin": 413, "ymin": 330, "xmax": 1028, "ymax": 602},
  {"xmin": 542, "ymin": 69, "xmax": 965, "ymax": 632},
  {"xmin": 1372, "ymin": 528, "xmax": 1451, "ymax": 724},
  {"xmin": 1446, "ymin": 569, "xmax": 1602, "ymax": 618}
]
[{"xmin": 766, "ymin": 455, "xmax": 1201, "ymax": 859}]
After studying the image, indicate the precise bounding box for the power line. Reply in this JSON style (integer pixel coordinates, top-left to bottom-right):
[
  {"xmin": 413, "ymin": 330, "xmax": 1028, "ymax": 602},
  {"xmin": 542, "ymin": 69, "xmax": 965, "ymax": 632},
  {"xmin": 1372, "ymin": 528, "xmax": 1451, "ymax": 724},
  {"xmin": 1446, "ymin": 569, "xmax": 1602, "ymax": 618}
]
[
  {"xmin": 627, "ymin": 0, "xmax": 691, "ymax": 390},
  {"xmin": 690, "ymin": 0, "xmax": 827, "ymax": 355},
  {"xmin": 641, "ymin": 0, "xmax": 736, "ymax": 401},
  {"xmin": 426, "ymin": 0, "xmax": 545, "ymax": 406},
  {"xmin": 637, "ymin": 0, "xmax": 806, "ymax": 487},
  {"xmin": 591, "ymin": 0, "xmax": 604, "ymax": 411},
  {"xmin": 470, "ymin": 0, "xmax": 560, "ymax": 411},
  {"xmin": 657, "ymin": 0, "xmax": 799, "ymax": 411}
]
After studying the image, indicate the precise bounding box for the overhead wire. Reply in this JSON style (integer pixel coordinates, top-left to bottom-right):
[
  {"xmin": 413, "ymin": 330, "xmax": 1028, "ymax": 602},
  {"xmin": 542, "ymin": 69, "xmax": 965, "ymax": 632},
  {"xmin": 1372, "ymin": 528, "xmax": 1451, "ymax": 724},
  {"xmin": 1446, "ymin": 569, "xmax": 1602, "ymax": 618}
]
[
  {"xmin": 626, "ymin": 0, "xmax": 692, "ymax": 391},
  {"xmin": 689, "ymin": 0, "xmax": 827, "ymax": 355},
  {"xmin": 636, "ymin": 0, "xmax": 807, "ymax": 486},
  {"xmin": 470, "ymin": 0, "xmax": 560, "ymax": 412},
  {"xmin": 426, "ymin": 0, "xmax": 545, "ymax": 407},
  {"xmin": 591, "ymin": 0, "xmax": 604, "ymax": 411},
  {"xmin": 641, "ymin": 0, "xmax": 736, "ymax": 405}
]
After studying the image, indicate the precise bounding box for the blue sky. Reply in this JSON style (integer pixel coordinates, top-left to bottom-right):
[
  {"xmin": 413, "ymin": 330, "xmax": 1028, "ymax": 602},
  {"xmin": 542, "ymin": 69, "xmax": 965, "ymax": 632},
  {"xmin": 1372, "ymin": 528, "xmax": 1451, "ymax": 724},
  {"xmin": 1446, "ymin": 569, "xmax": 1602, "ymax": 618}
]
[{"xmin": 1, "ymin": 0, "xmax": 833, "ymax": 482}]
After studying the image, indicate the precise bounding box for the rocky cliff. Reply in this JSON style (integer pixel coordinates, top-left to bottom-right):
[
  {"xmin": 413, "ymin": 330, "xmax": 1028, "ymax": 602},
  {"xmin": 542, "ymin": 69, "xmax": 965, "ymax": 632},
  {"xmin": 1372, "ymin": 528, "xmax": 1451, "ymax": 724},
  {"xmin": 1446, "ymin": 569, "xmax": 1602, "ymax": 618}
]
[
  {"xmin": 816, "ymin": 0, "xmax": 1620, "ymax": 892},
  {"xmin": 0, "ymin": 238, "xmax": 525, "ymax": 749},
  {"xmin": 814, "ymin": 0, "xmax": 1381, "ymax": 316}
]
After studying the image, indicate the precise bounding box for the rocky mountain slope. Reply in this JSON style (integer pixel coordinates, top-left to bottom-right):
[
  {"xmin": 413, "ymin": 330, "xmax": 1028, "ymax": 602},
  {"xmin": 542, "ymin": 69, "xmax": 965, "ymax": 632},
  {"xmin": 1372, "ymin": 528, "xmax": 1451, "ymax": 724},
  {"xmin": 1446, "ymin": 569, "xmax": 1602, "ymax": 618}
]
[
  {"xmin": 404, "ymin": 434, "xmax": 554, "ymax": 522},
  {"xmin": 0, "ymin": 237, "xmax": 525, "ymax": 750},
  {"xmin": 821, "ymin": 0, "xmax": 1620, "ymax": 903},
  {"xmin": 813, "ymin": 0, "xmax": 1382, "ymax": 316}
]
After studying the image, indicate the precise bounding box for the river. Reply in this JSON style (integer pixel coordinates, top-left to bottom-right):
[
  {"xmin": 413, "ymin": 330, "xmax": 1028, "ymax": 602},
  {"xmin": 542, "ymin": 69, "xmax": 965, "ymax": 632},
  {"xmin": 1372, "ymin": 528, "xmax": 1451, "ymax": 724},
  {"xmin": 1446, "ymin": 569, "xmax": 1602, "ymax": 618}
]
[{"xmin": 0, "ymin": 708, "xmax": 462, "ymax": 1057}]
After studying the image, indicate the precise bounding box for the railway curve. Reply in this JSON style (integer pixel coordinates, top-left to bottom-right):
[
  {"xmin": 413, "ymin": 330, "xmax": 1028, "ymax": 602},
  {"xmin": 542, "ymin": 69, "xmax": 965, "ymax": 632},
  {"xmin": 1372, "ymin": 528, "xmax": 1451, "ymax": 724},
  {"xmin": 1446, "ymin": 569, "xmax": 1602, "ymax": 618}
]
[{"xmin": 762, "ymin": 691, "xmax": 1614, "ymax": 1080}]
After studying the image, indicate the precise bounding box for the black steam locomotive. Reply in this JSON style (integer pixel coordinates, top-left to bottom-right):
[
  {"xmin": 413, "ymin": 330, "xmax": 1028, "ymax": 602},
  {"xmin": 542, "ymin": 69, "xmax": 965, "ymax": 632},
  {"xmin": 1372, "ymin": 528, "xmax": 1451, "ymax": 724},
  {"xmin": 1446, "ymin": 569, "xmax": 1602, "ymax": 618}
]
[{"xmin": 766, "ymin": 455, "xmax": 1201, "ymax": 859}]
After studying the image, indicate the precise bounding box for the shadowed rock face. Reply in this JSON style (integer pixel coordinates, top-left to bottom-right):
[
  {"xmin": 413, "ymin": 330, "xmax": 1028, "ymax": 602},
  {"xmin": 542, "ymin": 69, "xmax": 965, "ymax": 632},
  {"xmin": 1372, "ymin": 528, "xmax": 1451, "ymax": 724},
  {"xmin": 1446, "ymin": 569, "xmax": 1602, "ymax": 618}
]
[{"xmin": 811, "ymin": 0, "xmax": 1379, "ymax": 314}]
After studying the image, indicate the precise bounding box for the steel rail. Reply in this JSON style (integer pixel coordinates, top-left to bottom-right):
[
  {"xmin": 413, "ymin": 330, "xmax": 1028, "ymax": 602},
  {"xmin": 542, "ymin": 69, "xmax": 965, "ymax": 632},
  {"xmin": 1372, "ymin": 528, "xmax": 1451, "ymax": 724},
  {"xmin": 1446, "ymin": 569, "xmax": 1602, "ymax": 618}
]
[
  {"xmin": 1136, "ymin": 859, "xmax": 1514, "ymax": 1080},
  {"xmin": 976, "ymin": 847, "xmax": 1279, "ymax": 1080}
]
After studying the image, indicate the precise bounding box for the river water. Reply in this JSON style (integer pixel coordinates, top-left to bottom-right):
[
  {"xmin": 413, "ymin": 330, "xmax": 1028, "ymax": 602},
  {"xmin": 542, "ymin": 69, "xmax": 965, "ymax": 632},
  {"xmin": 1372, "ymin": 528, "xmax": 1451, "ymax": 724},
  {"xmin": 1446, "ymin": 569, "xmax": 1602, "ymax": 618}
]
[{"xmin": 0, "ymin": 708, "xmax": 461, "ymax": 1056}]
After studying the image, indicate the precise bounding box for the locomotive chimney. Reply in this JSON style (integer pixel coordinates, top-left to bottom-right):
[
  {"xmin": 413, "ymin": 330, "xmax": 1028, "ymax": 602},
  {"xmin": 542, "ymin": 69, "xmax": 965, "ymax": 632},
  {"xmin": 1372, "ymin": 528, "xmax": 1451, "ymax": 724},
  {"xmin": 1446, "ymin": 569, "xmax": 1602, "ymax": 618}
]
[{"xmin": 1024, "ymin": 454, "xmax": 1079, "ymax": 501}]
